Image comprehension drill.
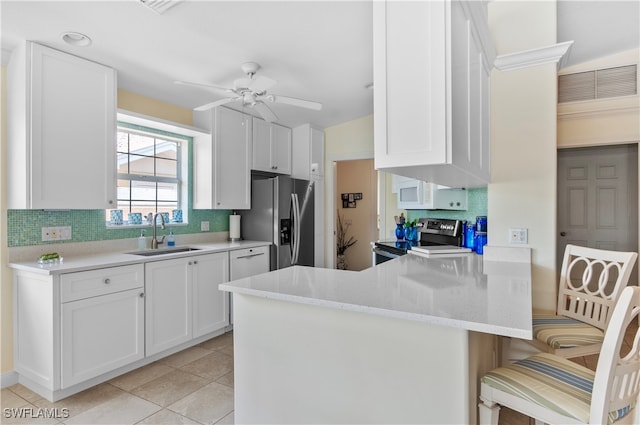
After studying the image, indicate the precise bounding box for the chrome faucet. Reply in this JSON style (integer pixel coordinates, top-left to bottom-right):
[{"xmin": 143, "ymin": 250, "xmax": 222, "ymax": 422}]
[{"xmin": 151, "ymin": 213, "xmax": 166, "ymax": 249}]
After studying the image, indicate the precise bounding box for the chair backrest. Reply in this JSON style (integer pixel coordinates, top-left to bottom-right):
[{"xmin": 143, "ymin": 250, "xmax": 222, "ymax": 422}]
[
  {"xmin": 590, "ymin": 286, "xmax": 640, "ymax": 424},
  {"xmin": 557, "ymin": 244, "xmax": 638, "ymax": 330}
]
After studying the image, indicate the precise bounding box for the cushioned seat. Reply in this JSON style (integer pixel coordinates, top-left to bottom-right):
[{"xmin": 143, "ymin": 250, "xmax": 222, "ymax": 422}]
[
  {"xmin": 532, "ymin": 314, "xmax": 604, "ymax": 349},
  {"xmin": 479, "ymin": 286, "xmax": 640, "ymax": 425},
  {"xmin": 481, "ymin": 353, "xmax": 631, "ymax": 424},
  {"xmin": 518, "ymin": 244, "xmax": 637, "ymax": 359}
]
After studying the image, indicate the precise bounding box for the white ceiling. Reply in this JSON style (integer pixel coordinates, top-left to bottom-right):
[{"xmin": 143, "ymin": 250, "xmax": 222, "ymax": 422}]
[{"xmin": 1, "ymin": 1, "xmax": 638, "ymax": 129}]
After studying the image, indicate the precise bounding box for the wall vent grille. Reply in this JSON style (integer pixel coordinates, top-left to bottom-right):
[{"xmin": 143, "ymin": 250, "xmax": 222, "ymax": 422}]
[{"xmin": 558, "ymin": 65, "xmax": 637, "ymax": 103}]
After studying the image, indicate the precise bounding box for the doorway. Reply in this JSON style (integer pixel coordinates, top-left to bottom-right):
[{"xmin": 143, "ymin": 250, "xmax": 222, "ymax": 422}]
[
  {"xmin": 334, "ymin": 159, "xmax": 378, "ymax": 271},
  {"xmin": 557, "ymin": 144, "xmax": 639, "ymax": 284}
]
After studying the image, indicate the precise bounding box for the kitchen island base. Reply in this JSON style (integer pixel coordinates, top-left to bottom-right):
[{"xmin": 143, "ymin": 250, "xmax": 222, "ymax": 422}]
[{"xmin": 233, "ymin": 293, "xmax": 497, "ymax": 424}]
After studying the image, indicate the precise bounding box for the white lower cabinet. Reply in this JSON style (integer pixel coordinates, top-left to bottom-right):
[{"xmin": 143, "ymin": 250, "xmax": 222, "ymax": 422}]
[
  {"xmin": 61, "ymin": 288, "xmax": 144, "ymax": 388},
  {"xmin": 145, "ymin": 252, "xmax": 229, "ymax": 356},
  {"xmin": 12, "ymin": 248, "xmax": 243, "ymax": 401}
]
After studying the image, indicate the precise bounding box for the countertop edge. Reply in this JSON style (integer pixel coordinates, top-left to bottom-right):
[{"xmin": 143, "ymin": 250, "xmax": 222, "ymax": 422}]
[{"xmin": 9, "ymin": 241, "xmax": 272, "ymax": 275}]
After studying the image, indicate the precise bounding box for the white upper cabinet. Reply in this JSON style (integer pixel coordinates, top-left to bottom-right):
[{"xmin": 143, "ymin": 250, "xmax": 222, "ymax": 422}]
[
  {"xmin": 193, "ymin": 107, "xmax": 252, "ymax": 210},
  {"xmin": 7, "ymin": 41, "xmax": 117, "ymax": 209},
  {"xmin": 252, "ymin": 118, "xmax": 292, "ymax": 175},
  {"xmin": 292, "ymin": 124, "xmax": 325, "ymax": 180},
  {"xmin": 373, "ymin": 0, "xmax": 495, "ymax": 188}
]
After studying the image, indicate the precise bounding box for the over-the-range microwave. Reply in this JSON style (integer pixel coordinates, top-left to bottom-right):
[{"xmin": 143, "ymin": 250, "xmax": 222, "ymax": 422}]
[{"xmin": 397, "ymin": 179, "xmax": 468, "ymax": 210}]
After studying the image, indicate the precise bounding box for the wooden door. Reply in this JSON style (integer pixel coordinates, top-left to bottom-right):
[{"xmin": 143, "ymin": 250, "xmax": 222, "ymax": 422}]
[{"xmin": 557, "ymin": 144, "xmax": 638, "ymax": 283}]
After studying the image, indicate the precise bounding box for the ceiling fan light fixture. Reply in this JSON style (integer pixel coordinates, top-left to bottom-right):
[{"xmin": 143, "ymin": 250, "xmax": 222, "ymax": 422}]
[{"xmin": 61, "ymin": 31, "xmax": 92, "ymax": 47}]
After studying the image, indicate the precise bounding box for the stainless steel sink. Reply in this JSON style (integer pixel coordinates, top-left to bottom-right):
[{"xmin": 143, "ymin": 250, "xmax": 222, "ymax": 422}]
[{"xmin": 128, "ymin": 247, "xmax": 202, "ymax": 256}]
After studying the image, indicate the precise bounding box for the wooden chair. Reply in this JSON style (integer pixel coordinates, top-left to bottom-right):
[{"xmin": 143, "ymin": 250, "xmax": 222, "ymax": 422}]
[
  {"xmin": 479, "ymin": 285, "xmax": 640, "ymax": 425},
  {"xmin": 526, "ymin": 244, "xmax": 637, "ymax": 358}
]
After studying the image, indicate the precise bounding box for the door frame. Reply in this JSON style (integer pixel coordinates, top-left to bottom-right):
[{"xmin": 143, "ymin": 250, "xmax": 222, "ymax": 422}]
[
  {"xmin": 557, "ymin": 141, "xmax": 640, "ymax": 286},
  {"xmin": 325, "ymin": 151, "xmax": 376, "ymax": 269}
]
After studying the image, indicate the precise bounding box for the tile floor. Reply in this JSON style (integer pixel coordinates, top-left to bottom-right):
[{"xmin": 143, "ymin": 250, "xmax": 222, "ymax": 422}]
[
  {"xmin": 1, "ymin": 332, "xmax": 234, "ymax": 425},
  {"xmin": 2, "ymin": 320, "xmax": 638, "ymax": 425}
]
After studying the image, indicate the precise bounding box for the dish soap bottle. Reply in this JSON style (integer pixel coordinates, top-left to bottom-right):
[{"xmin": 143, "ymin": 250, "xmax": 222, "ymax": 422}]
[
  {"xmin": 167, "ymin": 230, "xmax": 175, "ymax": 247},
  {"xmin": 137, "ymin": 230, "xmax": 147, "ymax": 250}
]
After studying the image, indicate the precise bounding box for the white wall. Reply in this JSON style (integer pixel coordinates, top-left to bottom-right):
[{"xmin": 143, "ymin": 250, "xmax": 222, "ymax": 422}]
[{"xmin": 488, "ymin": 0, "xmax": 559, "ymax": 312}]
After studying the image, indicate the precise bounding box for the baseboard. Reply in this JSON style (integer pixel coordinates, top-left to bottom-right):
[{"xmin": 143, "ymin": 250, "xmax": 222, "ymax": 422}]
[{"xmin": 1, "ymin": 370, "xmax": 19, "ymax": 388}]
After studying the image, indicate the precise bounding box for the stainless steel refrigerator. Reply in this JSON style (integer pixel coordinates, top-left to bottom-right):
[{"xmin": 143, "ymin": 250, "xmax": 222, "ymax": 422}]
[{"xmin": 239, "ymin": 176, "xmax": 315, "ymax": 270}]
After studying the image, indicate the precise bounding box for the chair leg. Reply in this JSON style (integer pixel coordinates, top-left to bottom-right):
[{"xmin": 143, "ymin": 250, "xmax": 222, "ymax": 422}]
[{"xmin": 478, "ymin": 400, "xmax": 500, "ymax": 425}]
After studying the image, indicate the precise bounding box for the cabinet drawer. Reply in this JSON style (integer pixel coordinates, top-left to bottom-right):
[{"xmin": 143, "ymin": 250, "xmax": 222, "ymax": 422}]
[
  {"xmin": 61, "ymin": 264, "xmax": 144, "ymax": 303},
  {"xmin": 230, "ymin": 245, "xmax": 269, "ymax": 261}
]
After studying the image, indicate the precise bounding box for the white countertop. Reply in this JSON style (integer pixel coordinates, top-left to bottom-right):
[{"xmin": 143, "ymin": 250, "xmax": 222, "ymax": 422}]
[
  {"xmin": 8, "ymin": 240, "xmax": 271, "ymax": 275},
  {"xmin": 220, "ymin": 252, "xmax": 532, "ymax": 339}
]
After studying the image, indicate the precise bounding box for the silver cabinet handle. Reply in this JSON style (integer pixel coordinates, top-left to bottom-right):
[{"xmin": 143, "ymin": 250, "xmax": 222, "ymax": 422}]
[
  {"xmin": 236, "ymin": 252, "xmax": 265, "ymax": 259},
  {"xmin": 104, "ymin": 278, "xmax": 111, "ymax": 284},
  {"xmin": 193, "ymin": 260, "xmax": 198, "ymax": 265},
  {"xmin": 139, "ymin": 292, "xmax": 145, "ymax": 298},
  {"xmin": 188, "ymin": 261, "xmax": 192, "ymax": 265}
]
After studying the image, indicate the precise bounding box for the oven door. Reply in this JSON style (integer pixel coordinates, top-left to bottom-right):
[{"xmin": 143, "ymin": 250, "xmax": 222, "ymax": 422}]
[{"xmin": 372, "ymin": 246, "xmax": 403, "ymax": 266}]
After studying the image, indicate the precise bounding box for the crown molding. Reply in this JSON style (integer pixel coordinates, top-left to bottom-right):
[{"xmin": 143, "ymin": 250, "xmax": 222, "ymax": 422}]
[{"xmin": 494, "ymin": 41, "xmax": 574, "ymax": 71}]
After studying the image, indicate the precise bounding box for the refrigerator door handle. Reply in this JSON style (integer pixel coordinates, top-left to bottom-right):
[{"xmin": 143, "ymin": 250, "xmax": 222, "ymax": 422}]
[
  {"xmin": 291, "ymin": 193, "xmax": 301, "ymax": 265},
  {"xmin": 289, "ymin": 194, "xmax": 295, "ymax": 263}
]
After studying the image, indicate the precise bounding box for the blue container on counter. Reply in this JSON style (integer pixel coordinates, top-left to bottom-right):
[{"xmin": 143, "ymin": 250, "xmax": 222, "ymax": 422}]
[{"xmin": 464, "ymin": 222, "xmax": 475, "ymax": 250}]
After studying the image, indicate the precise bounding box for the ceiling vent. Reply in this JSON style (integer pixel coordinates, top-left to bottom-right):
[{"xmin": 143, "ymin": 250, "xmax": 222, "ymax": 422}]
[
  {"xmin": 137, "ymin": 0, "xmax": 182, "ymax": 14},
  {"xmin": 558, "ymin": 65, "xmax": 637, "ymax": 103}
]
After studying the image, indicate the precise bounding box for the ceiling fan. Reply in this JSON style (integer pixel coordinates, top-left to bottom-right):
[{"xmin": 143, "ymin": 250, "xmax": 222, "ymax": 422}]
[{"xmin": 175, "ymin": 62, "xmax": 322, "ymax": 123}]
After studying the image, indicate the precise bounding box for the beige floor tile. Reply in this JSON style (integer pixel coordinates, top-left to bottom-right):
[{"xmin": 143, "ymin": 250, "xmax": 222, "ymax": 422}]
[
  {"xmin": 0, "ymin": 402, "xmax": 62, "ymax": 424},
  {"xmin": 32, "ymin": 383, "xmax": 124, "ymax": 418},
  {"xmin": 1, "ymin": 388, "xmax": 31, "ymax": 409},
  {"xmin": 199, "ymin": 333, "xmax": 233, "ymax": 352},
  {"xmin": 178, "ymin": 351, "xmax": 233, "ymax": 382},
  {"xmin": 214, "ymin": 411, "xmax": 234, "ymax": 425},
  {"xmin": 167, "ymin": 382, "xmax": 233, "ymax": 425},
  {"xmin": 7, "ymin": 384, "xmax": 43, "ymax": 403},
  {"xmin": 110, "ymin": 361, "xmax": 175, "ymax": 392},
  {"xmin": 158, "ymin": 346, "xmax": 211, "ymax": 368},
  {"xmin": 64, "ymin": 392, "xmax": 161, "ymax": 425},
  {"xmin": 217, "ymin": 345, "xmax": 233, "ymax": 357},
  {"xmin": 130, "ymin": 369, "xmax": 208, "ymax": 407},
  {"xmin": 215, "ymin": 372, "xmax": 234, "ymax": 388},
  {"xmin": 136, "ymin": 408, "xmax": 202, "ymax": 424}
]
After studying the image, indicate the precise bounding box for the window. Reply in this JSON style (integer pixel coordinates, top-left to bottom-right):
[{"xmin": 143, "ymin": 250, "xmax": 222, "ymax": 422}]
[{"xmin": 107, "ymin": 124, "xmax": 188, "ymax": 225}]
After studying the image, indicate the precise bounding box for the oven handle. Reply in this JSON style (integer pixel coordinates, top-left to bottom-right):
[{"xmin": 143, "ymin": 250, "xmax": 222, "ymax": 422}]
[{"xmin": 372, "ymin": 247, "xmax": 402, "ymax": 259}]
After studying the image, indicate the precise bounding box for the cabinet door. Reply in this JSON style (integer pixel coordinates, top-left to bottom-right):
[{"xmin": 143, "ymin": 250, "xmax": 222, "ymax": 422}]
[
  {"xmin": 61, "ymin": 288, "xmax": 144, "ymax": 388},
  {"xmin": 192, "ymin": 252, "xmax": 230, "ymax": 338},
  {"xmin": 271, "ymin": 123, "xmax": 292, "ymax": 175},
  {"xmin": 29, "ymin": 42, "xmax": 116, "ymax": 209},
  {"xmin": 215, "ymin": 107, "xmax": 252, "ymax": 209},
  {"xmin": 145, "ymin": 258, "xmax": 192, "ymax": 356},
  {"xmin": 252, "ymin": 118, "xmax": 273, "ymax": 172},
  {"xmin": 374, "ymin": 1, "xmax": 448, "ymax": 170}
]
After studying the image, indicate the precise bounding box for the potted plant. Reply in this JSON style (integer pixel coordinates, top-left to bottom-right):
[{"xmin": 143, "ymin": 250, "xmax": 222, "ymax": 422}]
[{"xmin": 336, "ymin": 211, "xmax": 357, "ymax": 270}]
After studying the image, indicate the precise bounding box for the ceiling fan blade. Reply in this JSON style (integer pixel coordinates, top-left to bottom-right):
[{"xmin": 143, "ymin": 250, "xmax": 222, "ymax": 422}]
[
  {"xmin": 253, "ymin": 102, "xmax": 278, "ymax": 123},
  {"xmin": 174, "ymin": 80, "xmax": 233, "ymax": 94},
  {"xmin": 193, "ymin": 97, "xmax": 239, "ymax": 111},
  {"xmin": 248, "ymin": 75, "xmax": 277, "ymax": 92},
  {"xmin": 265, "ymin": 94, "xmax": 322, "ymax": 111}
]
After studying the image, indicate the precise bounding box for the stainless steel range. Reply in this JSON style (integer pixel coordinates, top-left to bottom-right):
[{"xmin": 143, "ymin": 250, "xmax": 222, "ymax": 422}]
[{"xmin": 372, "ymin": 218, "xmax": 470, "ymax": 265}]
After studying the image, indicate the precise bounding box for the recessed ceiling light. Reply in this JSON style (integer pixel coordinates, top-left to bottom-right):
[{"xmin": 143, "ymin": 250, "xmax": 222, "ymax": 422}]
[{"xmin": 61, "ymin": 32, "xmax": 92, "ymax": 47}]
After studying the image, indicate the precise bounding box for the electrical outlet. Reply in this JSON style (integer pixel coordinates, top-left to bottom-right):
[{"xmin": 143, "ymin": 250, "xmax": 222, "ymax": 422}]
[
  {"xmin": 509, "ymin": 228, "xmax": 528, "ymax": 244},
  {"xmin": 201, "ymin": 221, "xmax": 210, "ymax": 232},
  {"xmin": 42, "ymin": 226, "xmax": 72, "ymax": 241}
]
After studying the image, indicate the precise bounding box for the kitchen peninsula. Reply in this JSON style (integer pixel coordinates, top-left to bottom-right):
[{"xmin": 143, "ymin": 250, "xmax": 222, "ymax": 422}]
[{"xmin": 220, "ymin": 248, "xmax": 532, "ymax": 424}]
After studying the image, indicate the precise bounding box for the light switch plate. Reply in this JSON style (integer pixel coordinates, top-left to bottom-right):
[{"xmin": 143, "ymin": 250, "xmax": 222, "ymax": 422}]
[
  {"xmin": 509, "ymin": 228, "xmax": 528, "ymax": 244},
  {"xmin": 201, "ymin": 221, "xmax": 210, "ymax": 232}
]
